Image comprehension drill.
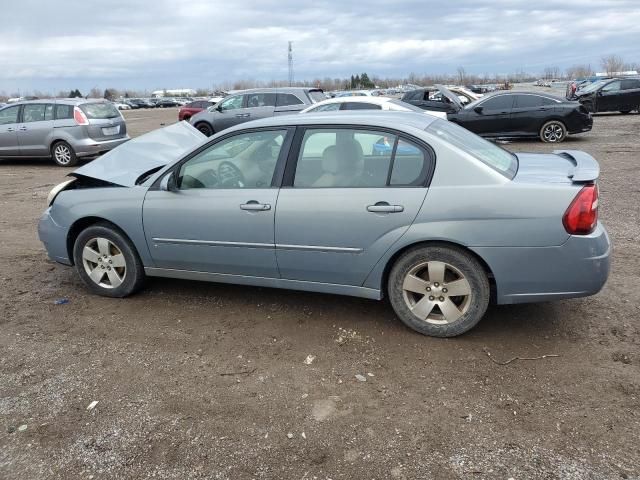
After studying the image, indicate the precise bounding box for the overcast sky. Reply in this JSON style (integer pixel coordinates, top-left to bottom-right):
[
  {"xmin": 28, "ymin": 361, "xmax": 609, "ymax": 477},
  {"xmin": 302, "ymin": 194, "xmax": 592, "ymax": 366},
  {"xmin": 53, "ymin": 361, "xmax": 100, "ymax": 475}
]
[{"xmin": 1, "ymin": 0, "xmax": 639, "ymax": 93}]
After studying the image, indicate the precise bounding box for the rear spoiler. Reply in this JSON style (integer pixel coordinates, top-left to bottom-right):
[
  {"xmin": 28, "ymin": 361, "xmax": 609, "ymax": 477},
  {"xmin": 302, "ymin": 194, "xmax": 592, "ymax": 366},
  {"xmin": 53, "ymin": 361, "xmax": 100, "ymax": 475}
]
[{"xmin": 553, "ymin": 150, "xmax": 600, "ymax": 182}]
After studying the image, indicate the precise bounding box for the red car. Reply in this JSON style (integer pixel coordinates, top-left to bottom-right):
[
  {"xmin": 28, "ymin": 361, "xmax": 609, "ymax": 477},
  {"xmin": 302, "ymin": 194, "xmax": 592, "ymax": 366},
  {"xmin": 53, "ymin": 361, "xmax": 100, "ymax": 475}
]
[{"xmin": 178, "ymin": 100, "xmax": 213, "ymax": 121}]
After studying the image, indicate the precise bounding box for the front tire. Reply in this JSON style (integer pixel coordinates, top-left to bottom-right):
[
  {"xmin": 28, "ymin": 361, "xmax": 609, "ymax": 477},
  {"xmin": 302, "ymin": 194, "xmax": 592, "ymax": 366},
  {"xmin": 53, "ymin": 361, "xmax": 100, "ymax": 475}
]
[
  {"xmin": 195, "ymin": 122, "xmax": 214, "ymax": 136},
  {"xmin": 620, "ymin": 110, "xmax": 631, "ymax": 114},
  {"xmin": 539, "ymin": 120, "xmax": 567, "ymax": 143},
  {"xmin": 388, "ymin": 245, "xmax": 490, "ymax": 337},
  {"xmin": 51, "ymin": 141, "xmax": 78, "ymax": 167},
  {"xmin": 73, "ymin": 223, "xmax": 145, "ymax": 298}
]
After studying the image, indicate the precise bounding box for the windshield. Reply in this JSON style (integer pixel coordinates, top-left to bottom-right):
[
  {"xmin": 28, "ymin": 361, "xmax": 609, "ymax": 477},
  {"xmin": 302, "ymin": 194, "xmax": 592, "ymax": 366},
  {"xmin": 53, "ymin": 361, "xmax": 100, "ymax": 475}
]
[
  {"xmin": 426, "ymin": 119, "xmax": 518, "ymax": 179},
  {"xmin": 579, "ymin": 80, "xmax": 608, "ymax": 94},
  {"xmin": 80, "ymin": 102, "xmax": 120, "ymax": 119}
]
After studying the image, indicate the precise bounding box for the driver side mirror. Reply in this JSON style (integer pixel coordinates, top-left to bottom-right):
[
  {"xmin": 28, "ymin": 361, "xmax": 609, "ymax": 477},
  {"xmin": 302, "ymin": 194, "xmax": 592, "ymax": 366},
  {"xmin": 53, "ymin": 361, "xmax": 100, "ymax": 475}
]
[
  {"xmin": 474, "ymin": 106, "xmax": 484, "ymax": 114},
  {"xmin": 216, "ymin": 103, "xmax": 223, "ymax": 112},
  {"xmin": 160, "ymin": 171, "xmax": 178, "ymax": 192}
]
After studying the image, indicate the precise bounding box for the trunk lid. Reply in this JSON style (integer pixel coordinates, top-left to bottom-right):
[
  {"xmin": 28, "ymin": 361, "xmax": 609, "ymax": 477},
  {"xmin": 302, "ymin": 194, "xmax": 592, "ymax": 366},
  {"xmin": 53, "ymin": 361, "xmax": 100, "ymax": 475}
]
[
  {"xmin": 514, "ymin": 150, "xmax": 600, "ymax": 185},
  {"xmin": 71, "ymin": 121, "xmax": 206, "ymax": 187}
]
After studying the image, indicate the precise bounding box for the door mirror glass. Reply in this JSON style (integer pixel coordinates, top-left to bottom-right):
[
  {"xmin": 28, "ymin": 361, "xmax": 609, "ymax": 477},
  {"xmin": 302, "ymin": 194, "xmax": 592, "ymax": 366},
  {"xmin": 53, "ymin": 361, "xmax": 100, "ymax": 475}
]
[
  {"xmin": 160, "ymin": 171, "xmax": 177, "ymax": 192},
  {"xmin": 474, "ymin": 106, "xmax": 484, "ymax": 114}
]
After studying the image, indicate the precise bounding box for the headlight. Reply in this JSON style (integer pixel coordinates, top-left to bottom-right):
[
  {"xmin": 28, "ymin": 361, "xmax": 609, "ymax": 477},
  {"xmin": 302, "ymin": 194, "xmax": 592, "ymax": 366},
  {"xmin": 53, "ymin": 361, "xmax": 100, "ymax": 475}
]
[{"xmin": 47, "ymin": 178, "xmax": 76, "ymax": 206}]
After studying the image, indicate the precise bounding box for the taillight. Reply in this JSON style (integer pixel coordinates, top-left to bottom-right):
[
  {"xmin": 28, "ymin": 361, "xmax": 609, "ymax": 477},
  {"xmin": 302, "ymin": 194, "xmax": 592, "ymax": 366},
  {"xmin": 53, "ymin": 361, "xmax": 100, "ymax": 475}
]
[
  {"xmin": 73, "ymin": 106, "xmax": 89, "ymax": 125},
  {"xmin": 563, "ymin": 184, "xmax": 598, "ymax": 235}
]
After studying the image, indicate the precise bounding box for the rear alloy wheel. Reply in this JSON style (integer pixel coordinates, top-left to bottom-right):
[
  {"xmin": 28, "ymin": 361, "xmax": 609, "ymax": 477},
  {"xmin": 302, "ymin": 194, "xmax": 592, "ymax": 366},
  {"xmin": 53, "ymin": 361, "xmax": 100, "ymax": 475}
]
[
  {"xmin": 388, "ymin": 245, "xmax": 490, "ymax": 337},
  {"xmin": 73, "ymin": 223, "xmax": 145, "ymax": 297},
  {"xmin": 195, "ymin": 122, "xmax": 213, "ymax": 137},
  {"xmin": 51, "ymin": 141, "xmax": 78, "ymax": 167},
  {"xmin": 539, "ymin": 120, "xmax": 567, "ymax": 143}
]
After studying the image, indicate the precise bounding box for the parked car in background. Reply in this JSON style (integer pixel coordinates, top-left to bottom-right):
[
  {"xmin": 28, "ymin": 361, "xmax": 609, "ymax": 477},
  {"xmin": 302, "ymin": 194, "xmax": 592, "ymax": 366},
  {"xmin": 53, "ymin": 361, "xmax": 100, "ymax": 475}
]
[
  {"xmin": 126, "ymin": 98, "xmax": 154, "ymax": 109},
  {"xmin": 440, "ymin": 86, "xmax": 592, "ymax": 143},
  {"xmin": 402, "ymin": 87, "xmax": 460, "ymax": 113},
  {"xmin": 189, "ymin": 87, "xmax": 324, "ymax": 136},
  {"xmin": 0, "ymin": 99, "xmax": 129, "ymax": 166},
  {"xmin": 574, "ymin": 77, "xmax": 640, "ymax": 114},
  {"xmin": 39, "ymin": 112, "xmax": 609, "ymax": 338},
  {"xmin": 155, "ymin": 98, "xmax": 182, "ymax": 108},
  {"xmin": 336, "ymin": 91, "xmax": 370, "ymax": 97},
  {"xmin": 300, "ymin": 96, "xmax": 447, "ymax": 118},
  {"xmin": 178, "ymin": 100, "xmax": 215, "ymax": 121},
  {"xmin": 113, "ymin": 102, "xmax": 131, "ymax": 110}
]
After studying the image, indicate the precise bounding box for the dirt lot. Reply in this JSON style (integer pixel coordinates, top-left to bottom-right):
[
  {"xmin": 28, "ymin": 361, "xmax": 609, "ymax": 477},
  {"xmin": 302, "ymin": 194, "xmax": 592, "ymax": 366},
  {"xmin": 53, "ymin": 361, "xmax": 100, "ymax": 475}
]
[{"xmin": 1, "ymin": 105, "xmax": 639, "ymax": 480}]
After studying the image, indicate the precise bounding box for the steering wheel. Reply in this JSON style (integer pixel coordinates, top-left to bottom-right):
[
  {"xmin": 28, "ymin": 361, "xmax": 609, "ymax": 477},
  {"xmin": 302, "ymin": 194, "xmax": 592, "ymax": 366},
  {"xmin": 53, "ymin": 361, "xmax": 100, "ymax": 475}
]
[{"xmin": 218, "ymin": 161, "xmax": 245, "ymax": 188}]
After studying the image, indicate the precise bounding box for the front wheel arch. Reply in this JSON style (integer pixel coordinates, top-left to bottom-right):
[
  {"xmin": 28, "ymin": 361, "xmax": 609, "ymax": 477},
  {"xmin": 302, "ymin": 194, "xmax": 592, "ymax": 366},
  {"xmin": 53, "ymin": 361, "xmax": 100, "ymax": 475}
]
[
  {"xmin": 381, "ymin": 240, "xmax": 496, "ymax": 302},
  {"xmin": 66, "ymin": 217, "xmax": 137, "ymax": 266}
]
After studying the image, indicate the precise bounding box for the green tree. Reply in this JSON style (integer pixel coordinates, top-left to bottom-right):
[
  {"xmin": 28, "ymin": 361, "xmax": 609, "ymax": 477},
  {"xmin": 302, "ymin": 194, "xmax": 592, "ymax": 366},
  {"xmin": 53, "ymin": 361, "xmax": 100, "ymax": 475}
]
[
  {"xmin": 354, "ymin": 74, "xmax": 361, "ymax": 88},
  {"xmin": 350, "ymin": 75, "xmax": 355, "ymax": 89},
  {"xmin": 360, "ymin": 72, "xmax": 374, "ymax": 88}
]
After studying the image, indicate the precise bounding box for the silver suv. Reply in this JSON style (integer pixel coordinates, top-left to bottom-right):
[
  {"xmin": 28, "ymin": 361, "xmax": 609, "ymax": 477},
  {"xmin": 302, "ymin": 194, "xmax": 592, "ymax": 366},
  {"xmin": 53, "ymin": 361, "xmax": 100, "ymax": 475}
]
[
  {"xmin": 0, "ymin": 99, "xmax": 129, "ymax": 166},
  {"xmin": 189, "ymin": 87, "xmax": 325, "ymax": 136}
]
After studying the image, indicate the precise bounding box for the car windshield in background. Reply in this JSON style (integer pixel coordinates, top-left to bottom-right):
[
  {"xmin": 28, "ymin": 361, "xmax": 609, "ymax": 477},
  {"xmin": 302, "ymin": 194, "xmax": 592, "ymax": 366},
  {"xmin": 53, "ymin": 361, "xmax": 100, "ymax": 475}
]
[
  {"xmin": 580, "ymin": 80, "xmax": 608, "ymax": 94},
  {"xmin": 308, "ymin": 90, "xmax": 327, "ymax": 103},
  {"xmin": 80, "ymin": 103, "xmax": 120, "ymax": 119},
  {"xmin": 426, "ymin": 119, "xmax": 518, "ymax": 179}
]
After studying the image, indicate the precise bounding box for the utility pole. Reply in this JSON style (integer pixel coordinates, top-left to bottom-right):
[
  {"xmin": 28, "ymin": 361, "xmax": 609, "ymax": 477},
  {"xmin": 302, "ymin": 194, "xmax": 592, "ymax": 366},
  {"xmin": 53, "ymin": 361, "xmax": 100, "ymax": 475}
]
[{"xmin": 288, "ymin": 41, "xmax": 294, "ymax": 87}]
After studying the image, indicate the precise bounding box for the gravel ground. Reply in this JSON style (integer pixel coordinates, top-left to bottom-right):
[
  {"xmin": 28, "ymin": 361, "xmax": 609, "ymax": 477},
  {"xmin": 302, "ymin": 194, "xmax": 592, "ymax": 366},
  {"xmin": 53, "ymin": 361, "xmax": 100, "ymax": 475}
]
[{"xmin": 1, "ymin": 103, "xmax": 639, "ymax": 479}]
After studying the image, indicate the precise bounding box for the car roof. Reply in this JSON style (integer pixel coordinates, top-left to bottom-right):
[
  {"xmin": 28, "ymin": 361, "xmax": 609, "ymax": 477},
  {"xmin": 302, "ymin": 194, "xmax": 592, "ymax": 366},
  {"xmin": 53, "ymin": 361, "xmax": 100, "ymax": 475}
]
[
  {"xmin": 478, "ymin": 91, "xmax": 566, "ymax": 102},
  {"xmin": 5, "ymin": 98, "xmax": 111, "ymax": 106},
  {"xmin": 227, "ymin": 111, "xmax": 439, "ymax": 131},
  {"xmin": 229, "ymin": 87, "xmax": 322, "ymax": 95},
  {"xmin": 314, "ymin": 96, "xmax": 393, "ymax": 105}
]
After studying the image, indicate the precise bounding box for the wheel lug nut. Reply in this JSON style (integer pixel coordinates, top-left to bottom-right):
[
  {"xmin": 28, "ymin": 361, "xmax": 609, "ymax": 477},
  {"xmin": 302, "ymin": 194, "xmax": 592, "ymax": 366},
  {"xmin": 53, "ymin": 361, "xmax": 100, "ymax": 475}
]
[
  {"xmin": 429, "ymin": 296, "xmax": 435, "ymax": 301},
  {"xmin": 426, "ymin": 287, "xmax": 431, "ymax": 292},
  {"xmin": 107, "ymin": 267, "xmax": 111, "ymax": 270},
  {"xmin": 439, "ymin": 296, "xmax": 445, "ymax": 302},
  {"xmin": 434, "ymin": 282, "xmax": 439, "ymax": 287},
  {"xmin": 442, "ymin": 288, "xmax": 448, "ymax": 293}
]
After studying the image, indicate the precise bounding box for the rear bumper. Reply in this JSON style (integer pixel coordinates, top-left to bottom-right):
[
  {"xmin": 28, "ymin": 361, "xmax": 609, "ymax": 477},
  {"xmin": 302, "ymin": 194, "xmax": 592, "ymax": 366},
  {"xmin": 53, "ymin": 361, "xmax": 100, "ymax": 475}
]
[
  {"xmin": 38, "ymin": 208, "xmax": 72, "ymax": 265},
  {"xmin": 472, "ymin": 222, "xmax": 610, "ymax": 304},
  {"xmin": 73, "ymin": 135, "xmax": 130, "ymax": 157}
]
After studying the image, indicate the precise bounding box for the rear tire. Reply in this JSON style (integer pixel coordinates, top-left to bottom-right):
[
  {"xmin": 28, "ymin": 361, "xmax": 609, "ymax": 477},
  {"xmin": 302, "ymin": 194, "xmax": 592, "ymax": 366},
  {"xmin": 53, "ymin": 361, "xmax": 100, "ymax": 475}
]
[
  {"xmin": 195, "ymin": 122, "xmax": 214, "ymax": 136},
  {"xmin": 620, "ymin": 110, "xmax": 631, "ymax": 114},
  {"xmin": 73, "ymin": 223, "xmax": 145, "ymax": 298},
  {"xmin": 183, "ymin": 115, "xmax": 191, "ymax": 122},
  {"xmin": 51, "ymin": 141, "xmax": 78, "ymax": 167},
  {"xmin": 387, "ymin": 245, "xmax": 490, "ymax": 337},
  {"xmin": 539, "ymin": 120, "xmax": 567, "ymax": 143}
]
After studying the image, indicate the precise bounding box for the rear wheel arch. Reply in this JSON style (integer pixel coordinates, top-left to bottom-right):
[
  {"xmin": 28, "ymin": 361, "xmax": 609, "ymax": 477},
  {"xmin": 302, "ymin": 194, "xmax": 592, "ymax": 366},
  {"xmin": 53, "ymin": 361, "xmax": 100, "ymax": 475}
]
[
  {"xmin": 66, "ymin": 217, "xmax": 138, "ymax": 265},
  {"xmin": 194, "ymin": 121, "xmax": 214, "ymax": 136},
  {"xmin": 381, "ymin": 240, "xmax": 496, "ymax": 301}
]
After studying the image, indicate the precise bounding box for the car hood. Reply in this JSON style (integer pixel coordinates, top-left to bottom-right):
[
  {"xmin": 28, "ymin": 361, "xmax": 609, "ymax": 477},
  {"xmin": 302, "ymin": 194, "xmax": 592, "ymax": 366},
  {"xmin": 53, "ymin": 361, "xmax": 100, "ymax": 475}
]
[
  {"xmin": 434, "ymin": 84, "xmax": 463, "ymax": 110},
  {"xmin": 71, "ymin": 121, "xmax": 205, "ymax": 187}
]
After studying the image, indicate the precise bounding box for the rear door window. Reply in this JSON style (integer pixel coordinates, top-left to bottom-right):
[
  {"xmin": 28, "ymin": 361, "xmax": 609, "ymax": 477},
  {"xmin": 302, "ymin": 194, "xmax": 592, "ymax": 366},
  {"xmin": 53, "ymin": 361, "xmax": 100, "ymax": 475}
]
[
  {"xmin": 621, "ymin": 79, "xmax": 640, "ymax": 90},
  {"xmin": 514, "ymin": 95, "xmax": 543, "ymax": 108},
  {"xmin": 44, "ymin": 104, "xmax": 54, "ymax": 120},
  {"xmin": 340, "ymin": 102, "xmax": 382, "ymax": 110},
  {"xmin": 80, "ymin": 103, "xmax": 120, "ymax": 119},
  {"xmin": 22, "ymin": 104, "xmax": 46, "ymax": 123},
  {"xmin": 0, "ymin": 105, "xmax": 20, "ymax": 125},
  {"xmin": 276, "ymin": 93, "xmax": 303, "ymax": 107},
  {"xmin": 601, "ymin": 81, "xmax": 621, "ymax": 92},
  {"xmin": 246, "ymin": 93, "xmax": 276, "ymax": 108}
]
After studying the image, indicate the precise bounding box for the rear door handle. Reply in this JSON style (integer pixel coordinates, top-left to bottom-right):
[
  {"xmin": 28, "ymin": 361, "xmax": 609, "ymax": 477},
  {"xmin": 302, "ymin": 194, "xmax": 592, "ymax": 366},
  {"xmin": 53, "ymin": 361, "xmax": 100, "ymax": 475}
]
[
  {"xmin": 18, "ymin": 126, "xmax": 27, "ymax": 131},
  {"xmin": 6, "ymin": 127, "xmax": 15, "ymax": 132},
  {"xmin": 367, "ymin": 202, "xmax": 404, "ymax": 213},
  {"xmin": 240, "ymin": 201, "xmax": 271, "ymax": 211}
]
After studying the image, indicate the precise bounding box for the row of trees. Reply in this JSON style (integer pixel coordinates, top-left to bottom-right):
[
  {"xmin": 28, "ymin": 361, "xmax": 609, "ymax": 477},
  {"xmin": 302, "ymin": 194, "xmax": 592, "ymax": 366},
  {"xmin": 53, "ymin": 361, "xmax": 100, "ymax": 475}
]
[{"xmin": 2, "ymin": 55, "xmax": 638, "ymax": 102}]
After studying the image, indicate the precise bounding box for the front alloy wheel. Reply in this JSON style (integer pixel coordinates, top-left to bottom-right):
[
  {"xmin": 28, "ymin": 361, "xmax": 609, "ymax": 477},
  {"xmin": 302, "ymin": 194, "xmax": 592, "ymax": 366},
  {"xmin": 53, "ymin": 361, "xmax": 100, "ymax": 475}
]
[{"xmin": 82, "ymin": 237, "xmax": 127, "ymax": 288}]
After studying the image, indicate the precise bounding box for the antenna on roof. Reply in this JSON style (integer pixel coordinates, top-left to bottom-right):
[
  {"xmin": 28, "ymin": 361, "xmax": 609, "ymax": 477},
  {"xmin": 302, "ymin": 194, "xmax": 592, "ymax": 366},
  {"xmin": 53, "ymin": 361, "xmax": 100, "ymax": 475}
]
[{"xmin": 288, "ymin": 41, "xmax": 294, "ymax": 87}]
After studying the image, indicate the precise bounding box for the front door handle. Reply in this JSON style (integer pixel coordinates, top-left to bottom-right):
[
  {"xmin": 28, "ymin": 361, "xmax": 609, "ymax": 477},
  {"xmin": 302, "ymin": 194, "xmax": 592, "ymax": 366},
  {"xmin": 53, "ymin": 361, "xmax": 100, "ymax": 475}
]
[
  {"xmin": 235, "ymin": 113, "xmax": 250, "ymax": 118},
  {"xmin": 6, "ymin": 127, "xmax": 15, "ymax": 132},
  {"xmin": 18, "ymin": 126, "xmax": 27, "ymax": 131},
  {"xmin": 240, "ymin": 201, "xmax": 271, "ymax": 211},
  {"xmin": 367, "ymin": 202, "xmax": 404, "ymax": 213}
]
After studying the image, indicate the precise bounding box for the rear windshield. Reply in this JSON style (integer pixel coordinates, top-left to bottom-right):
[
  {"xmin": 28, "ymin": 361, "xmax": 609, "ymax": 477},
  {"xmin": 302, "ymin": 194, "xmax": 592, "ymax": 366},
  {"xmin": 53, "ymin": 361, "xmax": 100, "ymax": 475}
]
[
  {"xmin": 389, "ymin": 99, "xmax": 424, "ymax": 112},
  {"xmin": 426, "ymin": 119, "xmax": 518, "ymax": 179},
  {"xmin": 80, "ymin": 102, "xmax": 120, "ymax": 119},
  {"xmin": 308, "ymin": 89, "xmax": 326, "ymax": 103}
]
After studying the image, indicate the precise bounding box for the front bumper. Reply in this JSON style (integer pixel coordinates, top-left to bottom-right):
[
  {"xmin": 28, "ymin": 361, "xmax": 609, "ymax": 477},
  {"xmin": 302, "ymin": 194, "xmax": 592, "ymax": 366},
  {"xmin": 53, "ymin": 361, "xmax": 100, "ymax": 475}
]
[
  {"xmin": 73, "ymin": 135, "xmax": 130, "ymax": 157},
  {"xmin": 38, "ymin": 207, "xmax": 72, "ymax": 265},
  {"xmin": 472, "ymin": 222, "xmax": 611, "ymax": 304}
]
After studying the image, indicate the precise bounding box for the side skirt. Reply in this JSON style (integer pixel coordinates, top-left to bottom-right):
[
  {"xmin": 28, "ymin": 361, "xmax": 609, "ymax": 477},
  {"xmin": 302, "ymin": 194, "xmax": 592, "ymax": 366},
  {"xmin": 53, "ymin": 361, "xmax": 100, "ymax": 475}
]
[{"xmin": 144, "ymin": 267, "xmax": 383, "ymax": 300}]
